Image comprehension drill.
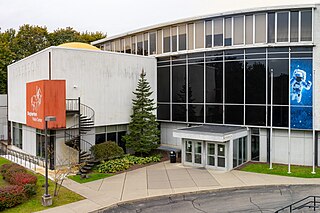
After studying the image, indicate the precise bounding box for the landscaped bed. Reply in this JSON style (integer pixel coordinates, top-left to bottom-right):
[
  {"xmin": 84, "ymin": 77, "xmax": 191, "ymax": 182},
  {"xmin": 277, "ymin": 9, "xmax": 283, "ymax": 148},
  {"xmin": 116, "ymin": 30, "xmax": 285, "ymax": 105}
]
[
  {"xmin": 239, "ymin": 162, "xmax": 320, "ymax": 178},
  {"xmin": 0, "ymin": 157, "xmax": 84, "ymax": 213}
]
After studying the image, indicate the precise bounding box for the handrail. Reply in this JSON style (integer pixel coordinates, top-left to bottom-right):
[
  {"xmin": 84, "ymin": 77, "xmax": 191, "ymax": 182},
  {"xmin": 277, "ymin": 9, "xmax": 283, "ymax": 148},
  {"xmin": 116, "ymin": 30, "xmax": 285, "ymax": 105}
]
[
  {"xmin": 65, "ymin": 131, "xmax": 93, "ymax": 153},
  {"xmin": 66, "ymin": 99, "xmax": 95, "ymax": 123},
  {"xmin": 275, "ymin": 196, "xmax": 320, "ymax": 212},
  {"xmin": 0, "ymin": 142, "xmax": 46, "ymax": 171}
]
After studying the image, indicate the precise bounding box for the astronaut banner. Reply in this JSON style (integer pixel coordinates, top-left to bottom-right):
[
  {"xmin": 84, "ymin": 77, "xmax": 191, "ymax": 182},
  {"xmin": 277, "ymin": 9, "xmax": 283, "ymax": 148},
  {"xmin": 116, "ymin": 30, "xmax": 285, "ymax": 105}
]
[{"xmin": 290, "ymin": 59, "xmax": 313, "ymax": 130}]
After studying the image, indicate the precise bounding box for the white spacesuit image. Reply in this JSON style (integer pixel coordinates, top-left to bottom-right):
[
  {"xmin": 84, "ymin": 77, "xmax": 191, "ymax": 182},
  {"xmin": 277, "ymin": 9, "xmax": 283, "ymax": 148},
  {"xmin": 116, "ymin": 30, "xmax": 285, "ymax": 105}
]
[{"xmin": 290, "ymin": 68, "xmax": 312, "ymax": 103}]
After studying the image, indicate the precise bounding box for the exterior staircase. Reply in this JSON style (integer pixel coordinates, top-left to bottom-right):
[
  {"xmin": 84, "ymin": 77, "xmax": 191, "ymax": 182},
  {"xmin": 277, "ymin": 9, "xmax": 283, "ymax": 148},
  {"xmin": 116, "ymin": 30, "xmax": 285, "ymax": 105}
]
[{"xmin": 65, "ymin": 98, "xmax": 96, "ymax": 175}]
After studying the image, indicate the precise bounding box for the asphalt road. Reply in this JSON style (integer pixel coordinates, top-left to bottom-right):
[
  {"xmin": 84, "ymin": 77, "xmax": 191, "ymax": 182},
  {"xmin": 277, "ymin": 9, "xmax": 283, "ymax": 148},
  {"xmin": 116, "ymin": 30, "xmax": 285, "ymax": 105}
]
[{"xmin": 96, "ymin": 185, "xmax": 320, "ymax": 213}]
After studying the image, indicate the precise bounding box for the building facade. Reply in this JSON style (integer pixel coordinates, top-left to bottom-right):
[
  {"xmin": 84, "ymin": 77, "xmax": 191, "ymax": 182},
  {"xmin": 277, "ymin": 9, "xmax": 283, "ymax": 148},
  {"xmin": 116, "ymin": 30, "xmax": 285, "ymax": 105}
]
[
  {"xmin": 7, "ymin": 4, "xmax": 320, "ymax": 171},
  {"xmin": 92, "ymin": 4, "xmax": 320, "ymax": 171}
]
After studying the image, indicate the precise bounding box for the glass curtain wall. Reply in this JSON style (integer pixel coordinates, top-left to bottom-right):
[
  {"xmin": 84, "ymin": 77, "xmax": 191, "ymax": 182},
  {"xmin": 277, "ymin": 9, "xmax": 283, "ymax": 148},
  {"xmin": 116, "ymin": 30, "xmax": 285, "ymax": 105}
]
[
  {"xmin": 12, "ymin": 123, "xmax": 22, "ymax": 149},
  {"xmin": 178, "ymin": 25, "xmax": 187, "ymax": 51},
  {"xmin": 157, "ymin": 47, "xmax": 312, "ymax": 129}
]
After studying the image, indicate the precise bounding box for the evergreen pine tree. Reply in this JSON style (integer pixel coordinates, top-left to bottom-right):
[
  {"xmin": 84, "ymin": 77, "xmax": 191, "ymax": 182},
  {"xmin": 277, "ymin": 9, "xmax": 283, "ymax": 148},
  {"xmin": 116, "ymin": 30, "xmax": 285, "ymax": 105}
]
[{"xmin": 123, "ymin": 69, "xmax": 160, "ymax": 155}]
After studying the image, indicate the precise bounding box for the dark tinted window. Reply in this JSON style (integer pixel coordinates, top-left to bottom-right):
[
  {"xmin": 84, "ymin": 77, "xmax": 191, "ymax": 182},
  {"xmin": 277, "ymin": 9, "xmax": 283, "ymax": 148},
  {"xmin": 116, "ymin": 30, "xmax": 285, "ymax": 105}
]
[
  {"xmin": 172, "ymin": 35, "xmax": 177, "ymax": 52},
  {"xmin": 179, "ymin": 34, "xmax": 186, "ymax": 50},
  {"xmin": 188, "ymin": 63, "xmax": 204, "ymax": 103},
  {"xmin": 206, "ymin": 105, "xmax": 223, "ymax": 124},
  {"xmin": 150, "ymin": 32, "xmax": 156, "ymax": 55},
  {"xmin": 272, "ymin": 106, "xmax": 289, "ymax": 127},
  {"xmin": 137, "ymin": 42, "xmax": 143, "ymax": 55},
  {"xmin": 290, "ymin": 11, "xmax": 299, "ymax": 42},
  {"xmin": 268, "ymin": 13, "xmax": 275, "ymax": 43},
  {"xmin": 188, "ymin": 105, "xmax": 204, "ymax": 123},
  {"xmin": 225, "ymin": 61, "xmax": 244, "ymax": 104},
  {"xmin": 206, "ymin": 62, "xmax": 223, "ymax": 103},
  {"xmin": 277, "ymin": 12, "xmax": 289, "ymax": 42},
  {"xmin": 301, "ymin": 10, "xmax": 312, "ymax": 41},
  {"xmin": 157, "ymin": 104, "xmax": 170, "ymax": 120},
  {"xmin": 246, "ymin": 60, "xmax": 266, "ymax": 104},
  {"xmin": 172, "ymin": 104, "xmax": 186, "ymax": 121},
  {"xmin": 268, "ymin": 59, "xmax": 289, "ymax": 105},
  {"xmin": 172, "ymin": 65, "xmax": 186, "ymax": 103},
  {"xmin": 157, "ymin": 67, "xmax": 170, "ymax": 102},
  {"xmin": 225, "ymin": 105, "xmax": 244, "ymax": 125},
  {"xmin": 245, "ymin": 106, "xmax": 266, "ymax": 126}
]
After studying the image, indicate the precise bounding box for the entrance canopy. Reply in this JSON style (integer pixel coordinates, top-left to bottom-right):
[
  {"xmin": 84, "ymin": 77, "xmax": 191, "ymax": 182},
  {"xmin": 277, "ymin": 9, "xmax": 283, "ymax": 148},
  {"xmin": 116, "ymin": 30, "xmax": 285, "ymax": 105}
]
[{"xmin": 173, "ymin": 125, "xmax": 248, "ymax": 142}]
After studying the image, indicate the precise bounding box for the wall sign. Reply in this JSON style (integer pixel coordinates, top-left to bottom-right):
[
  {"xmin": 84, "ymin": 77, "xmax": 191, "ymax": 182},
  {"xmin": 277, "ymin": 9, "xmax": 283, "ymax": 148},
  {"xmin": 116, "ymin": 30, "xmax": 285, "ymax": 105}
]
[{"xmin": 26, "ymin": 80, "xmax": 66, "ymax": 130}]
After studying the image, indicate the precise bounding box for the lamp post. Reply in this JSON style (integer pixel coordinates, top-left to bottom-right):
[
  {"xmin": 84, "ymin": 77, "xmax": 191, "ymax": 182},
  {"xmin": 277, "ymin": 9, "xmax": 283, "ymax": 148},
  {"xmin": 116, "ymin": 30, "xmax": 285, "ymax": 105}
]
[{"xmin": 42, "ymin": 116, "xmax": 56, "ymax": 207}]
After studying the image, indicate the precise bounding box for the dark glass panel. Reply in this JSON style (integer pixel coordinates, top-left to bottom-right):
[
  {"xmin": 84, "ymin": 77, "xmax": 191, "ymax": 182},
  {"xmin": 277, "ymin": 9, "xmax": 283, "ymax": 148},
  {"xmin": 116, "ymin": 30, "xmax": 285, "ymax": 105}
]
[
  {"xmin": 164, "ymin": 37, "xmax": 170, "ymax": 53},
  {"xmin": 251, "ymin": 135, "xmax": 260, "ymax": 161},
  {"xmin": 225, "ymin": 61, "xmax": 244, "ymax": 104},
  {"xmin": 273, "ymin": 106, "xmax": 289, "ymax": 127},
  {"xmin": 137, "ymin": 42, "xmax": 143, "ymax": 55},
  {"xmin": 206, "ymin": 105, "xmax": 223, "ymax": 124},
  {"xmin": 157, "ymin": 56, "xmax": 170, "ymax": 66},
  {"xmin": 301, "ymin": 10, "xmax": 312, "ymax": 41},
  {"xmin": 188, "ymin": 104, "xmax": 204, "ymax": 123},
  {"xmin": 117, "ymin": 131, "xmax": 127, "ymax": 153},
  {"xmin": 214, "ymin": 34, "xmax": 223, "ymax": 46},
  {"xmin": 246, "ymin": 48, "xmax": 266, "ymax": 54},
  {"xmin": 172, "ymin": 65, "xmax": 186, "ymax": 103},
  {"xmin": 172, "ymin": 35, "xmax": 177, "ymax": 52},
  {"xmin": 268, "ymin": 13, "xmax": 275, "ymax": 43},
  {"xmin": 290, "ymin": 47, "xmax": 312, "ymax": 52},
  {"xmin": 245, "ymin": 106, "xmax": 266, "ymax": 126},
  {"xmin": 206, "ymin": 62, "xmax": 223, "ymax": 103},
  {"xmin": 144, "ymin": 40, "xmax": 148, "ymax": 56},
  {"xmin": 95, "ymin": 133, "xmax": 106, "ymax": 144},
  {"xmin": 225, "ymin": 105, "xmax": 244, "ymax": 125},
  {"xmin": 268, "ymin": 47, "xmax": 289, "ymax": 53},
  {"xmin": 188, "ymin": 63, "xmax": 204, "ymax": 103},
  {"xmin": 172, "ymin": 55, "xmax": 186, "ymax": 65},
  {"xmin": 179, "ymin": 34, "xmax": 186, "ymax": 50},
  {"xmin": 205, "ymin": 51, "xmax": 223, "ymax": 62},
  {"xmin": 107, "ymin": 132, "xmax": 116, "ymax": 142},
  {"xmin": 225, "ymin": 49, "xmax": 244, "ymax": 61},
  {"xmin": 291, "ymin": 53, "xmax": 313, "ymax": 58},
  {"xmin": 245, "ymin": 60, "xmax": 266, "ymax": 104},
  {"xmin": 268, "ymin": 59, "xmax": 289, "ymax": 105},
  {"xmin": 150, "ymin": 32, "xmax": 156, "ymax": 55},
  {"xmin": 188, "ymin": 53, "xmax": 204, "ymax": 63},
  {"xmin": 290, "ymin": 11, "xmax": 299, "ymax": 42},
  {"xmin": 157, "ymin": 104, "xmax": 170, "ymax": 120},
  {"xmin": 172, "ymin": 104, "xmax": 186, "ymax": 122},
  {"xmin": 157, "ymin": 66, "xmax": 170, "ymax": 102},
  {"xmin": 277, "ymin": 12, "xmax": 289, "ymax": 42}
]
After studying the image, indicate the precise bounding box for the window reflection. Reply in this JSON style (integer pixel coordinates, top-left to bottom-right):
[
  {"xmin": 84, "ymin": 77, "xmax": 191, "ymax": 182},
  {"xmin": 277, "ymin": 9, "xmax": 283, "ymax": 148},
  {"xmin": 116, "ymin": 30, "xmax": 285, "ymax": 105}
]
[
  {"xmin": 178, "ymin": 25, "xmax": 186, "ymax": 51},
  {"xmin": 214, "ymin": 19, "xmax": 223, "ymax": 46}
]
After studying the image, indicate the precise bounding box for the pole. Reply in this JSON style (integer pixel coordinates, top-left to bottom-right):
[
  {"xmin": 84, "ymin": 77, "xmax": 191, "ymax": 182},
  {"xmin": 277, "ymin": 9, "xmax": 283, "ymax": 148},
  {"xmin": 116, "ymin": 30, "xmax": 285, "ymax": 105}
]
[
  {"xmin": 270, "ymin": 68, "xmax": 273, "ymax": 170},
  {"xmin": 288, "ymin": 50, "xmax": 291, "ymax": 174},
  {"xmin": 44, "ymin": 120, "xmax": 49, "ymax": 196},
  {"xmin": 312, "ymin": 69, "xmax": 316, "ymax": 174}
]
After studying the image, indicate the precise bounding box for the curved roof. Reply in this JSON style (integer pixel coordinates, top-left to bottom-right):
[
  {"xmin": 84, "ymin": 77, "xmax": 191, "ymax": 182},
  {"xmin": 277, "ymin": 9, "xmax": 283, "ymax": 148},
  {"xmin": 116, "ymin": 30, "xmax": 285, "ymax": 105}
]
[{"xmin": 58, "ymin": 42, "xmax": 101, "ymax": 51}]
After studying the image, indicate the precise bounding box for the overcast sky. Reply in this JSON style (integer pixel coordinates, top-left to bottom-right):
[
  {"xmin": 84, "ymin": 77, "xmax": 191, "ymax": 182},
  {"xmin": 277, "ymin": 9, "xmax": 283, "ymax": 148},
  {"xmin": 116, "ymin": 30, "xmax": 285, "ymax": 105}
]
[{"xmin": 0, "ymin": 0, "xmax": 319, "ymax": 37}]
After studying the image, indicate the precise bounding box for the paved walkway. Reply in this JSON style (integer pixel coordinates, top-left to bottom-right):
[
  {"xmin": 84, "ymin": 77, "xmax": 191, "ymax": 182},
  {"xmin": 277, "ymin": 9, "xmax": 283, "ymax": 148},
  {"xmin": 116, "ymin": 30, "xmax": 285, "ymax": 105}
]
[{"xmin": 36, "ymin": 161, "xmax": 320, "ymax": 213}]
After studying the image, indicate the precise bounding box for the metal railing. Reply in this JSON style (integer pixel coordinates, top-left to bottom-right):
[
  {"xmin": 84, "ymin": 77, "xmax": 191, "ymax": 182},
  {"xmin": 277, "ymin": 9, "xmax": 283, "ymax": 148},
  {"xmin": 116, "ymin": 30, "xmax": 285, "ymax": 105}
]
[
  {"xmin": 65, "ymin": 130, "xmax": 93, "ymax": 153},
  {"xmin": 275, "ymin": 196, "xmax": 320, "ymax": 212},
  {"xmin": 66, "ymin": 98, "xmax": 95, "ymax": 123},
  {"xmin": 0, "ymin": 142, "xmax": 46, "ymax": 171}
]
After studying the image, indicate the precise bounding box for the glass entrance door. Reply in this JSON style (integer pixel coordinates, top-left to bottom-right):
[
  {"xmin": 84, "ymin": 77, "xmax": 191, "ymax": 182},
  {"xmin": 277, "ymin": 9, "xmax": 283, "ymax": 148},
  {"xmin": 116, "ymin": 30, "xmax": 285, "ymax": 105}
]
[
  {"xmin": 206, "ymin": 143, "xmax": 226, "ymax": 169},
  {"xmin": 184, "ymin": 140, "xmax": 203, "ymax": 166}
]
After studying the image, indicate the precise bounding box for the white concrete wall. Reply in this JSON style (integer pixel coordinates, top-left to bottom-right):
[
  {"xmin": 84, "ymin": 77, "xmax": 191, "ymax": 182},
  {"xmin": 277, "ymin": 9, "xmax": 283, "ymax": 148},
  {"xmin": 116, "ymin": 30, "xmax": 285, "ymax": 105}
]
[
  {"xmin": 55, "ymin": 130, "xmax": 78, "ymax": 167},
  {"xmin": 51, "ymin": 47, "xmax": 157, "ymax": 127},
  {"xmin": 8, "ymin": 49, "xmax": 50, "ymax": 124},
  {"xmin": 259, "ymin": 129, "xmax": 268, "ymax": 162},
  {"xmin": 272, "ymin": 129, "xmax": 313, "ymax": 166},
  {"xmin": 313, "ymin": 6, "xmax": 320, "ymax": 130},
  {"xmin": 160, "ymin": 122, "xmax": 187, "ymax": 148}
]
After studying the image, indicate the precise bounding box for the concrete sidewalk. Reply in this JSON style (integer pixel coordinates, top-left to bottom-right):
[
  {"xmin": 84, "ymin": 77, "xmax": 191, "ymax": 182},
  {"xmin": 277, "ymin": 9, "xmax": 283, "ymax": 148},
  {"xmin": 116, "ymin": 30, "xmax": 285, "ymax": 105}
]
[{"xmin": 38, "ymin": 161, "xmax": 320, "ymax": 213}]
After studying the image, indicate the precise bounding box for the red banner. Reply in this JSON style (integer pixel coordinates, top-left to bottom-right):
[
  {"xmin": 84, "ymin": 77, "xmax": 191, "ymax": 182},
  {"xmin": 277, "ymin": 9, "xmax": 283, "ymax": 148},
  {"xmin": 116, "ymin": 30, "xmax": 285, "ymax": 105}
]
[{"xmin": 26, "ymin": 80, "xmax": 66, "ymax": 129}]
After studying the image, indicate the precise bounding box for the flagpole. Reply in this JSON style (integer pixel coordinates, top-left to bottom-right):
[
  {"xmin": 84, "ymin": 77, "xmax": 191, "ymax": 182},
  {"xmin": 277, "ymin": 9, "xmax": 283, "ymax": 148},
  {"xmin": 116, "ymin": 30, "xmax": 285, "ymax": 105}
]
[{"xmin": 269, "ymin": 68, "xmax": 273, "ymax": 170}]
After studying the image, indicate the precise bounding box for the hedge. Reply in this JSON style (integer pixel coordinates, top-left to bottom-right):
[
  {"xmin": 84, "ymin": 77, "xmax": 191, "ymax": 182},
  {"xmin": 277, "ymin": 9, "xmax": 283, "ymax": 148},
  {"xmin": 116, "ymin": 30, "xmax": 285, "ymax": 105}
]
[
  {"xmin": 0, "ymin": 162, "xmax": 38, "ymax": 210},
  {"xmin": 0, "ymin": 185, "xmax": 27, "ymax": 210},
  {"xmin": 91, "ymin": 141, "xmax": 124, "ymax": 161}
]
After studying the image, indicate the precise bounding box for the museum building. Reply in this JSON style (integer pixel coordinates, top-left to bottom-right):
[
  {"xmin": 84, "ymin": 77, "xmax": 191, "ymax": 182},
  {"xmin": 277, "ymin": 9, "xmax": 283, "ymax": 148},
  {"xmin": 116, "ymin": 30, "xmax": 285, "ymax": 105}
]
[{"xmin": 7, "ymin": 4, "xmax": 320, "ymax": 171}]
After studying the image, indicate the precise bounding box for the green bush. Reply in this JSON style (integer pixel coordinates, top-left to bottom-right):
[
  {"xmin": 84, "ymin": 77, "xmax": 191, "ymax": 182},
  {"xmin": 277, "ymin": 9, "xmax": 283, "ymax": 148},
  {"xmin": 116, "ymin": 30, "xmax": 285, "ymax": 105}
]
[
  {"xmin": 97, "ymin": 154, "xmax": 161, "ymax": 173},
  {"xmin": 90, "ymin": 141, "xmax": 124, "ymax": 161},
  {"xmin": 23, "ymin": 184, "xmax": 37, "ymax": 197}
]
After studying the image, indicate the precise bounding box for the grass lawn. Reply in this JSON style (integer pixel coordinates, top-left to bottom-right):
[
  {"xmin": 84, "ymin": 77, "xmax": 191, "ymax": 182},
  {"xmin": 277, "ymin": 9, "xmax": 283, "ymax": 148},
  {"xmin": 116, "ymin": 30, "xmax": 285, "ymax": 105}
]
[
  {"xmin": 68, "ymin": 172, "xmax": 113, "ymax": 184},
  {"xmin": 0, "ymin": 157, "xmax": 84, "ymax": 213},
  {"xmin": 240, "ymin": 162, "xmax": 320, "ymax": 178}
]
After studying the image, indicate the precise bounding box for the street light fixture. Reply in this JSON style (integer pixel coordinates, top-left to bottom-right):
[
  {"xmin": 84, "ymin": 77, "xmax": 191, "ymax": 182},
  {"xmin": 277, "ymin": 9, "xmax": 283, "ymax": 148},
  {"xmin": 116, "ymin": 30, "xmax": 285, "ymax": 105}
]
[{"xmin": 41, "ymin": 116, "xmax": 56, "ymax": 207}]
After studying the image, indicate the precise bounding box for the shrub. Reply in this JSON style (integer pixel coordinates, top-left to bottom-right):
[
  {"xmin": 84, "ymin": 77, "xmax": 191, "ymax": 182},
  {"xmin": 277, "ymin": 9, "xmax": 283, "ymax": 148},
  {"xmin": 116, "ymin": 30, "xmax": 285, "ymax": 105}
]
[
  {"xmin": 2, "ymin": 164, "xmax": 26, "ymax": 180},
  {"xmin": 9, "ymin": 172, "xmax": 37, "ymax": 186},
  {"xmin": 23, "ymin": 184, "xmax": 37, "ymax": 197},
  {"xmin": 0, "ymin": 185, "xmax": 26, "ymax": 210},
  {"xmin": 0, "ymin": 164, "xmax": 12, "ymax": 177},
  {"xmin": 98, "ymin": 154, "xmax": 162, "ymax": 173},
  {"xmin": 91, "ymin": 141, "xmax": 124, "ymax": 161}
]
